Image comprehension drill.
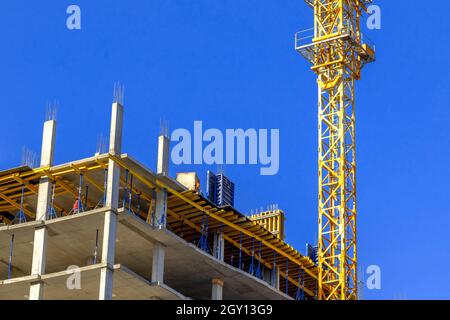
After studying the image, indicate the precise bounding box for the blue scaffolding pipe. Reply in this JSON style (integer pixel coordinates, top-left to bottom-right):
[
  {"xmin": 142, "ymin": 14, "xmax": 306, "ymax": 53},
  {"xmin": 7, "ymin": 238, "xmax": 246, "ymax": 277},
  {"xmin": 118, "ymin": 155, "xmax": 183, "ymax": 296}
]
[
  {"xmin": 84, "ymin": 185, "xmax": 89, "ymax": 210},
  {"xmin": 47, "ymin": 182, "xmax": 58, "ymax": 220},
  {"xmin": 255, "ymin": 241, "xmax": 262, "ymax": 279},
  {"xmin": 238, "ymin": 232, "xmax": 243, "ymax": 270},
  {"xmin": 158, "ymin": 189, "xmax": 167, "ymax": 226},
  {"xmin": 77, "ymin": 174, "xmax": 84, "ymax": 214},
  {"xmin": 7, "ymin": 234, "xmax": 14, "ymax": 279},
  {"xmin": 198, "ymin": 215, "xmax": 204, "ymax": 248},
  {"xmin": 137, "ymin": 193, "xmax": 141, "ymax": 213},
  {"xmin": 315, "ymin": 280, "xmax": 318, "ymax": 299},
  {"xmin": 248, "ymin": 238, "xmax": 255, "ymax": 275},
  {"xmin": 123, "ymin": 169, "xmax": 129, "ymax": 209},
  {"xmin": 103, "ymin": 169, "xmax": 108, "ymax": 206},
  {"xmin": 285, "ymin": 258, "xmax": 289, "ymax": 295},
  {"xmin": 93, "ymin": 229, "xmax": 99, "ymax": 264},
  {"xmin": 13, "ymin": 186, "xmax": 27, "ymax": 224},
  {"xmin": 215, "ymin": 225, "xmax": 223, "ymax": 259},
  {"xmin": 198, "ymin": 215, "xmax": 210, "ymax": 253},
  {"xmin": 150, "ymin": 189, "xmax": 157, "ymax": 225},
  {"xmin": 128, "ymin": 174, "xmax": 133, "ymax": 212},
  {"xmin": 295, "ymin": 268, "xmax": 305, "ymax": 301}
]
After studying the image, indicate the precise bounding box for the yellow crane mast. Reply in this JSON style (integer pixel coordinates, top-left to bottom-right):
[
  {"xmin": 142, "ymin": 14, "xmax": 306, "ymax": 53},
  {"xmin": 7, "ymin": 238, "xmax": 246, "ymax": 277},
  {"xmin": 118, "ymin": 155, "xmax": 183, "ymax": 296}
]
[{"xmin": 296, "ymin": 0, "xmax": 375, "ymax": 300}]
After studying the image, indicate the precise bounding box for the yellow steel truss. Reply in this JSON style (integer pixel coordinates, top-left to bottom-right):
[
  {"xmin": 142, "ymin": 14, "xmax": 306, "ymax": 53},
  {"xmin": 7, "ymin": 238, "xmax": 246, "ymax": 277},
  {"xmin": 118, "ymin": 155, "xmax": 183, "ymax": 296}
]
[{"xmin": 296, "ymin": 0, "xmax": 375, "ymax": 300}]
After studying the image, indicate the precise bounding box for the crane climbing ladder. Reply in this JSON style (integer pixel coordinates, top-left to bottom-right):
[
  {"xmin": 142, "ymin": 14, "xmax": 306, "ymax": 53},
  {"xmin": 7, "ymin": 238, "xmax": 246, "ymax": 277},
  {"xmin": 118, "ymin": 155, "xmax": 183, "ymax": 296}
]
[{"xmin": 295, "ymin": 0, "xmax": 376, "ymax": 300}]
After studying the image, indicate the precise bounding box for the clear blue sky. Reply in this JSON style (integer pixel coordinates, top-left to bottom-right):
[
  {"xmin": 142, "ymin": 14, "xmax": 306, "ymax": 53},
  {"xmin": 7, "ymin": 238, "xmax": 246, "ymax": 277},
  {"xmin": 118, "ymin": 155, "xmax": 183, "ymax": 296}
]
[{"xmin": 1, "ymin": 1, "xmax": 449, "ymax": 300}]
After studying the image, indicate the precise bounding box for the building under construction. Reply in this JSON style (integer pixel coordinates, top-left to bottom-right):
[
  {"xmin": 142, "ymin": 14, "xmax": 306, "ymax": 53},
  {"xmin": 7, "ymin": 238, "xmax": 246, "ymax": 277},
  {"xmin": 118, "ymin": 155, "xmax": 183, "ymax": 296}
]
[
  {"xmin": 0, "ymin": 94, "xmax": 320, "ymax": 300},
  {"xmin": 0, "ymin": 0, "xmax": 375, "ymax": 300}
]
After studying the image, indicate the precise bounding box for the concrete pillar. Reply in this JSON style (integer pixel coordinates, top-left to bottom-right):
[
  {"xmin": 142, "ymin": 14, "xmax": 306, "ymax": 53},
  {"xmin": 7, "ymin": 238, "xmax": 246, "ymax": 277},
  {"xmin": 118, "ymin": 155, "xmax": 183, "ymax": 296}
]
[
  {"xmin": 29, "ymin": 120, "xmax": 56, "ymax": 300},
  {"xmin": 263, "ymin": 268, "xmax": 272, "ymax": 284},
  {"xmin": 211, "ymin": 278, "xmax": 224, "ymax": 300},
  {"xmin": 213, "ymin": 231, "xmax": 224, "ymax": 261},
  {"xmin": 157, "ymin": 135, "xmax": 169, "ymax": 175},
  {"xmin": 151, "ymin": 133, "xmax": 169, "ymax": 288},
  {"xmin": 154, "ymin": 188, "xmax": 167, "ymax": 228},
  {"xmin": 151, "ymin": 242, "xmax": 165, "ymax": 283},
  {"xmin": 98, "ymin": 102, "xmax": 123, "ymax": 300},
  {"xmin": 271, "ymin": 265, "xmax": 280, "ymax": 290}
]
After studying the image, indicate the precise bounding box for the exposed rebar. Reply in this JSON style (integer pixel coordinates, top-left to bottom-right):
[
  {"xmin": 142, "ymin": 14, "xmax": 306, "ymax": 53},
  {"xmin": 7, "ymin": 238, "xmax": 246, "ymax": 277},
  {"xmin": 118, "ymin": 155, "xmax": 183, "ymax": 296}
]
[
  {"xmin": 113, "ymin": 82, "xmax": 125, "ymax": 105},
  {"xmin": 45, "ymin": 100, "xmax": 58, "ymax": 121},
  {"xmin": 21, "ymin": 146, "xmax": 38, "ymax": 168},
  {"xmin": 159, "ymin": 118, "xmax": 169, "ymax": 138}
]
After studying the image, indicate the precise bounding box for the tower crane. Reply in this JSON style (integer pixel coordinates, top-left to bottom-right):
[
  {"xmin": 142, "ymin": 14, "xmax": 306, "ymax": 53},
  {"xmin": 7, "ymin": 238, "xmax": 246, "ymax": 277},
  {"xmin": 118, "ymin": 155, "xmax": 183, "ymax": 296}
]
[{"xmin": 295, "ymin": 0, "xmax": 376, "ymax": 300}]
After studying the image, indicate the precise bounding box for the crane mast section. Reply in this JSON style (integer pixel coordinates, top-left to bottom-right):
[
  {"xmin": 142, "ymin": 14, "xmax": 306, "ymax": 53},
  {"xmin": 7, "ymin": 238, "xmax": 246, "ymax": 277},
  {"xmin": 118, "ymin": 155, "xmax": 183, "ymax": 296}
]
[{"xmin": 296, "ymin": 0, "xmax": 375, "ymax": 300}]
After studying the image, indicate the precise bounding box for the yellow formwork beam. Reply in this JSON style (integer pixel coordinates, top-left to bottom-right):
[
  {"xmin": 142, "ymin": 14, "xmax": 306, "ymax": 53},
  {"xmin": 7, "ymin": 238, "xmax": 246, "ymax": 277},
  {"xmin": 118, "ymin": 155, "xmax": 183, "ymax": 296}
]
[
  {"xmin": 0, "ymin": 191, "xmax": 35, "ymax": 218},
  {"xmin": 12, "ymin": 174, "xmax": 65, "ymax": 214}
]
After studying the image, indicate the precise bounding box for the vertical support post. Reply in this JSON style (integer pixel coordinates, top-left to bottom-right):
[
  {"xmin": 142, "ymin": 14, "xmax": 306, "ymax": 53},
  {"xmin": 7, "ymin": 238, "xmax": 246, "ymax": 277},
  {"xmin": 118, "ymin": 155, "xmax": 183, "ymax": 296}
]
[
  {"xmin": 155, "ymin": 132, "xmax": 169, "ymax": 227},
  {"xmin": 84, "ymin": 185, "xmax": 89, "ymax": 211},
  {"xmin": 78, "ymin": 174, "xmax": 83, "ymax": 213},
  {"xmin": 211, "ymin": 278, "xmax": 224, "ymax": 300},
  {"xmin": 103, "ymin": 169, "xmax": 108, "ymax": 206},
  {"xmin": 213, "ymin": 230, "xmax": 224, "ymax": 261},
  {"xmin": 271, "ymin": 266, "xmax": 280, "ymax": 290},
  {"xmin": 262, "ymin": 267, "xmax": 272, "ymax": 284},
  {"xmin": 154, "ymin": 188, "xmax": 167, "ymax": 228},
  {"xmin": 285, "ymin": 259, "xmax": 289, "ymax": 295},
  {"xmin": 238, "ymin": 232, "xmax": 243, "ymax": 270},
  {"xmin": 147, "ymin": 189, "xmax": 157, "ymax": 225},
  {"xmin": 8, "ymin": 235, "xmax": 14, "ymax": 279},
  {"xmin": 128, "ymin": 174, "xmax": 133, "ymax": 211},
  {"xmin": 146, "ymin": 128, "xmax": 168, "ymax": 299},
  {"xmin": 93, "ymin": 229, "xmax": 99, "ymax": 264},
  {"xmin": 29, "ymin": 119, "xmax": 56, "ymax": 300},
  {"xmin": 151, "ymin": 242, "xmax": 165, "ymax": 283},
  {"xmin": 271, "ymin": 252, "xmax": 280, "ymax": 290},
  {"xmin": 98, "ymin": 100, "xmax": 123, "ymax": 300},
  {"xmin": 123, "ymin": 169, "xmax": 129, "ymax": 209}
]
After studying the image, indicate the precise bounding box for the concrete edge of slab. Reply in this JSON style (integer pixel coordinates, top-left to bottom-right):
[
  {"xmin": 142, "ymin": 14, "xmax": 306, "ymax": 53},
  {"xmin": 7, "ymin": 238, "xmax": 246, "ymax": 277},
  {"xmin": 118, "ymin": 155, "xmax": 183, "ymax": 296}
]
[
  {"xmin": 117, "ymin": 264, "xmax": 190, "ymax": 300},
  {"xmin": 0, "ymin": 220, "xmax": 44, "ymax": 234},
  {"xmin": 1, "ymin": 207, "xmax": 291, "ymax": 300},
  {"xmin": 0, "ymin": 262, "xmax": 189, "ymax": 300}
]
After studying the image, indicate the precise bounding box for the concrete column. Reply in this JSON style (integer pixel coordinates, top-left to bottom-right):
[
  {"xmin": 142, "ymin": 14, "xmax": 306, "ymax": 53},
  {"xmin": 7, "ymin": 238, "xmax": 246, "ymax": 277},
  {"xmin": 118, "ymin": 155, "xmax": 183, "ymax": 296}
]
[
  {"xmin": 263, "ymin": 268, "xmax": 272, "ymax": 284},
  {"xmin": 157, "ymin": 135, "xmax": 170, "ymax": 175},
  {"xmin": 211, "ymin": 278, "xmax": 224, "ymax": 300},
  {"xmin": 213, "ymin": 231, "xmax": 224, "ymax": 261},
  {"xmin": 151, "ymin": 242, "xmax": 165, "ymax": 283},
  {"xmin": 154, "ymin": 188, "xmax": 167, "ymax": 228},
  {"xmin": 98, "ymin": 102, "xmax": 123, "ymax": 300},
  {"xmin": 29, "ymin": 120, "xmax": 56, "ymax": 300},
  {"xmin": 271, "ymin": 265, "xmax": 280, "ymax": 290}
]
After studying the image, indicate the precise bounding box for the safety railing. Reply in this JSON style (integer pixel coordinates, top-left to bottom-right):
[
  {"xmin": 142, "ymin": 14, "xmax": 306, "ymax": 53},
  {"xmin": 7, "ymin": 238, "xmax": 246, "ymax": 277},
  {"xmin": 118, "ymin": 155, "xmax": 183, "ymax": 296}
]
[
  {"xmin": 295, "ymin": 24, "xmax": 375, "ymax": 54},
  {"xmin": 295, "ymin": 27, "xmax": 314, "ymax": 50}
]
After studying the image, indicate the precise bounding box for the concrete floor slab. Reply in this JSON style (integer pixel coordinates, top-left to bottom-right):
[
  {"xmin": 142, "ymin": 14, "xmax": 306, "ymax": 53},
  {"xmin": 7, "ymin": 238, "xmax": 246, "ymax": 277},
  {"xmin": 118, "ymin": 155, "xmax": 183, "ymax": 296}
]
[{"xmin": 0, "ymin": 208, "xmax": 291, "ymax": 300}]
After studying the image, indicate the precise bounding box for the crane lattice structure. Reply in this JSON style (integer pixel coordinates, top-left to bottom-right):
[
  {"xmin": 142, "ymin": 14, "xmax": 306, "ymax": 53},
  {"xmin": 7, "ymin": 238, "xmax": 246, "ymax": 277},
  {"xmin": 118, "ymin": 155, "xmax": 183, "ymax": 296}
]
[{"xmin": 296, "ymin": 0, "xmax": 375, "ymax": 300}]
